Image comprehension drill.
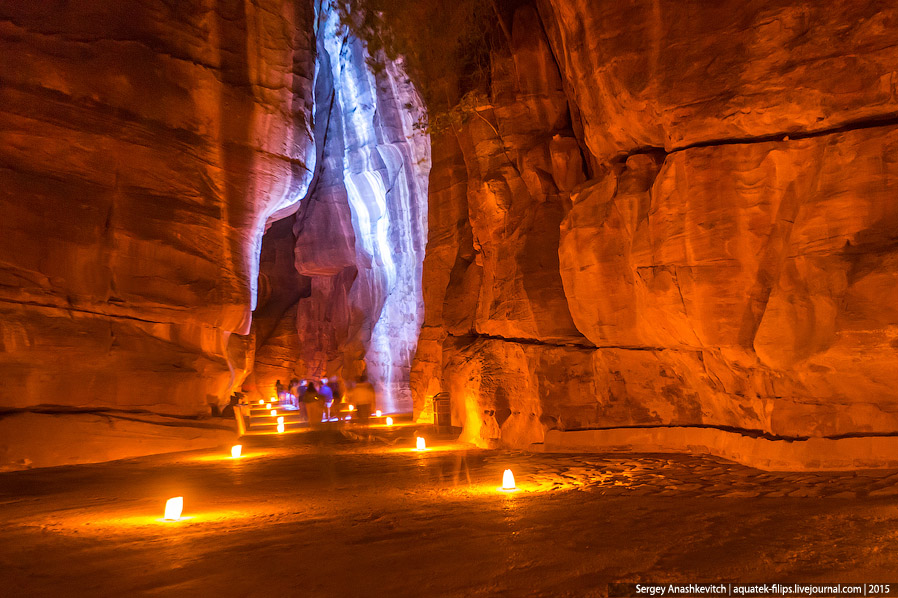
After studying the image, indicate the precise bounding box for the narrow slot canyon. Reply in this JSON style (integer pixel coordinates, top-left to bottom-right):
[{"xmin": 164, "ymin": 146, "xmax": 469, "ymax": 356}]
[{"xmin": 2, "ymin": 0, "xmax": 898, "ymax": 595}]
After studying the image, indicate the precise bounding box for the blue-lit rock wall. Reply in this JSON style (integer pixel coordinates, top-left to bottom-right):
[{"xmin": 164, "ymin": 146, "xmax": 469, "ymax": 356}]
[{"xmin": 285, "ymin": 1, "xmax": 429, "ymax": 412}]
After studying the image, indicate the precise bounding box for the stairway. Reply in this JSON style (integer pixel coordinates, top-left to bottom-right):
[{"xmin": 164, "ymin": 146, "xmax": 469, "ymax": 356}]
[{"xmin": 240, "ymin": 400, "xmax": 307, "ymax": 436}]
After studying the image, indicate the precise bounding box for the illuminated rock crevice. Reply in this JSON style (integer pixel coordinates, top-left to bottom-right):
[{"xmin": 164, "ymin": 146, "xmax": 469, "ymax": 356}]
[{"xmin": 253, "ymin": 1, "xmax": 429, "ymax": 413}]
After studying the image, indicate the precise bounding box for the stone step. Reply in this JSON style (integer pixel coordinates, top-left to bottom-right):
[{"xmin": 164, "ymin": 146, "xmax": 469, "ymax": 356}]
[
  {"xmin": 247, "ymin": 407, "xmax": 297, "ymax": 416},
  {"xmin": 249, "ymin": 417, "xmax": 305, "ymax": 428},
  {"xmin": 243, "ymin": 420, "xmax": 307, "ymax": 434},
  {"xmin": 241, "ymin": 425, "xmax": 307, "ymax": 436}
]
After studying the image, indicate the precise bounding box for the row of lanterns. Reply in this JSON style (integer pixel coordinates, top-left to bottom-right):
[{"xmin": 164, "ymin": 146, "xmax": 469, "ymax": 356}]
[
  {"xmin": 160, "ymin": 396, "xmax": 513, "ymax": 521},
  {"xmin": 260, "ymin": 399, "xmax": 388, "ymax": 431},
  {"xmin": 161, "ymin": 442, "xmax": 518, "ymax": 522},
  {"xmin": 162, "ymin": 468, "xmax": 517, "ymax": 521}
]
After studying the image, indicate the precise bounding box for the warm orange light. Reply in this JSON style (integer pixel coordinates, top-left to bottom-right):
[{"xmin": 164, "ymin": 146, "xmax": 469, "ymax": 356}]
[
  {"xmin": 230, "ymin": 445, "xmax": 242, "ymax": 458},
  {"xmin": 270, "ymin": 409, "xmax": 277, "ymax": 416},
  {"xmin": 375, "ymin": 410, "xmax": 382, "ymax": 417},
  {"xmin": 416, "ymin": 437, "xmax": 426, "ymax": 451},
  {"xmin": 502, "ymin": 469, "xmax": 516, "ymax": 491},
  {"xmin": 164, "ymin": 497, "xmax": 183, "ymax": 521},
  {"xmin": 348, "ymin": 404, "xmax": 355, "ymax": 411},
  {"xmin": 259, "ymin": 399, "xmax": 264, "ymax": 405},
  {"xmin": 386, "ymin": 417, "xmax": 393, "ymax": 426},
  {"xmin": 277, "ymin": 416, "xmax": 284, "ymax": 424},
  {"xmin": 277, "ymin": 422, "xmax": 285, "ymax": 433}
]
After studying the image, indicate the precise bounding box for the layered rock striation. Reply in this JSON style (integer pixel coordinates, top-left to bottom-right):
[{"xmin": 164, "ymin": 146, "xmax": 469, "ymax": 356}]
[
  {"xmin": 413, "ymin": 0, "xmax": 898, "ymax": 457},
  {"xmin": 0, "ymin": 0, "xmax": 317, "ymax": 467}
]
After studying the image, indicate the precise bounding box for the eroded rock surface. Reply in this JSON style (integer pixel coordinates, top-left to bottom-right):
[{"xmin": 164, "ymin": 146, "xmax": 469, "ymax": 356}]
[
  {"xmin": 0, "ymin": 0, "xmax": 317, "ymax": 466},
  {"xmin": 413, "ymin": 0, "xmax": 898, "ymax": 456}
]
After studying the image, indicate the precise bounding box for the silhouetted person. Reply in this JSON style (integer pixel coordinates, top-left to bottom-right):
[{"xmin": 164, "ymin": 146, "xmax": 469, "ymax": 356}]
[
  {"xmin": 327, "ymin": 376, "xmax": 346, "ymax": 419},
  {"xmin": 221, "ymin": 394, "xmax": 240, "ymax": 418},
  {"xmin": 303, "ymin": 381, "xmax": 323, "ymax": 427},
  {"xmin": 287, "ymin": 378, "xmax": 300, "ymax": 408},
  {"xmin": 347, "ymin": 375, "xmax": 376, "ymax": 423},
  {"xmin": 328, "ymin": 376, "xmax": 345, "ymax": 402},
  {"xmin": 318, "ymin": 377, "xmax": 334, "ymax": 420},
  {"xmin": 275, "ymin": 379, "xmax": 285, "ymax": 403}
]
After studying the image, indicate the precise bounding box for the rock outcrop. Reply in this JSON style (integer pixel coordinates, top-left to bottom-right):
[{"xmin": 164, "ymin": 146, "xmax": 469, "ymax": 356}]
[
  {"xmin": 413, "ymin": 0, "xmax": 898, "ymax": 458},
  {"xmin": 0, "ymin": 0, "xmax": 317, "ymax": 467}
]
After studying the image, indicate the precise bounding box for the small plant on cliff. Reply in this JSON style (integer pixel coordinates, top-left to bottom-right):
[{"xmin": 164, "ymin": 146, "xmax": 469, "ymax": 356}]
[
  {"xmin": 337, "ymin": 0, "xmax": 505, "ymax": 130},
  {"xmin": 418, "ymin": 89, "xmax": 492, "ymax": 136}
]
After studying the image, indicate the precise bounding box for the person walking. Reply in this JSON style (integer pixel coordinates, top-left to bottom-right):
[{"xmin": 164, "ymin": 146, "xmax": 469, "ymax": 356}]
[
  {"xmin": 288, "ymin": 378, "xmax": 300, "ymax": 408},
  {"xmin": 275, "ymin": 379, "xmax": 285, "ymax": 404},
  {"xmin": 346, "ymin": 375, "xmax": 376, "ymax": 423},
  {"xmin": 302, "ymin": 381, "xmax": 322, "ymax": 427},
  {"xmin": 318, "ymin": 377, "xmax": 334, "ymax": 421}
]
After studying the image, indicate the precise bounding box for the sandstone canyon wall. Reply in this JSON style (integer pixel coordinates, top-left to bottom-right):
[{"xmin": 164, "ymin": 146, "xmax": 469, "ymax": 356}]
[
  {"xmin": 4, "ymin": 0, "xmax": 897, "ymax": 472},
  {"xmin": 251, "ymin": 2, "xmax": 429, "ymax": 413},
  {"xmin": 412, "ymin": 0, "xmax": 898, "ymax": 466},
  {"xmin": 0, "ymin": 0, "xmax": 429, "ymax": 469},
  {"xmin": 0, "ymin": 0, "xmax": 318, "ymax": 468}
]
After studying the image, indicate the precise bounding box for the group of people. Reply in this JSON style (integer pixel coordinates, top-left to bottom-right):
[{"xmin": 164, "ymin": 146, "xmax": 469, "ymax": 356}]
[{"xmin": 274, "ymin": 375, "xmax": 377, "ymax": 425}]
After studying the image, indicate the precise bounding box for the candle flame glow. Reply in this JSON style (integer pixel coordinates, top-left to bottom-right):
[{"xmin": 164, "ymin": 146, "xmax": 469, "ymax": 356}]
[
  {"xmin": 502, "ymin": 469, "xmax": 516, "ymax": 490},
  {"xmin": 375, "ymin": 410, "xmax": 382, "ymax": 417},
  {"xmin": 348, "ymin": 404, "xmax": 355, "ymax": 411},
  {"xmin": 386, "ymin": 417, "xmax": 393, "ymax": 426},
  {"xmin": 164, "ymin": 497, "xmax": 183, "ymax": 521},
  {"xmin": 416, "ymin": 437, "xmax": 426, "ymax": 451},
  {"xmin": 277, "ymin": 422, "xmax": 285, "ymax": 433},
  {"xmin": 230, "ymin": 445, "xmax": 242, "ymax": 458},
  {"xmin": 270, "ymin": 409, "xmax": 277, "ymax": 416},
  {"xmin": 277, "ymin": 416, "xmax": 284, "ymax": 424}
]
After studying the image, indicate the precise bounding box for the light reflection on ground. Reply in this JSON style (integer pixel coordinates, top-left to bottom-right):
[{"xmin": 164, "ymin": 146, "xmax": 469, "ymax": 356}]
[
  {"xmin": 189, "ymin": 451, "xmax": 271, "ymax": 464},
  {"xmin": 4, "ymin": 428, "xmax": 898, "ymax": 596}
]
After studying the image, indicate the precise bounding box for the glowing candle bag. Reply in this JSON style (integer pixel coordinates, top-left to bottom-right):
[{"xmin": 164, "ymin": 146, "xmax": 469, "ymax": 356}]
[
  {"xmin": 502, "ymin": 469, "xmax": 516, "ymax": 490},
  {"xmin": 164, "ymin": 497, "xmax": 183, "ymax": 521}
]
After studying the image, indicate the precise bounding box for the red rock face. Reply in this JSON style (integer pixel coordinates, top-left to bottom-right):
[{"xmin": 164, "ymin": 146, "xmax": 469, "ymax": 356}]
[
  {"xmin": 4, "ymin": 0, "xmax": 898, "ymax": 468},
  {"xmin": 0, "ymin": 0, "xmax": 316, "ymax": 467},
  {"xmin": 413, "ymin": 0, "xmax": 898, "ymax": 450},
  {"xmin": 541, "ymin": 0, "xmax": 898, "ymax": 159}
]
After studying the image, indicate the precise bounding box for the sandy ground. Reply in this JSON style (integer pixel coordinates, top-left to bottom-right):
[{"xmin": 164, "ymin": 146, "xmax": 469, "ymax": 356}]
[{"xmin": 2, "ymin": 426, "xmax": 898, "ymax": 597}]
